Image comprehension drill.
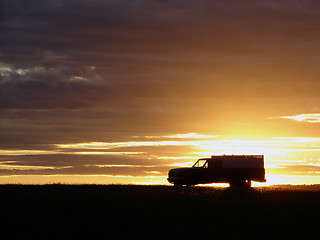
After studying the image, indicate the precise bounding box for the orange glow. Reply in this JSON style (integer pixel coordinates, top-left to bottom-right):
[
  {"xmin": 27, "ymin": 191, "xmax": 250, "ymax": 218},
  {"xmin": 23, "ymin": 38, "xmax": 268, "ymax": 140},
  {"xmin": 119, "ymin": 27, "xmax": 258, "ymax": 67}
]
[
  {"xmin": 0, "ymin": 174, "xmax": 168, "ymax": 185},
  {"xmin": 52, "ymin": 134, "xmax": 320, "ymax": 185},
  {"xmin": 2, "ymin": 133, "xmax": 320, "ymax": 185}
]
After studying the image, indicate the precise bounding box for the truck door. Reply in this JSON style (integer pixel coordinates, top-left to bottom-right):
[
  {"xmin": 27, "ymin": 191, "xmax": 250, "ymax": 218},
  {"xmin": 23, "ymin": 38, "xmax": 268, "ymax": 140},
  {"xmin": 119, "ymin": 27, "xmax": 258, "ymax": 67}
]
[{"xmin": 209, "ymin": 159, "xmax": 222, "ymax": 169}]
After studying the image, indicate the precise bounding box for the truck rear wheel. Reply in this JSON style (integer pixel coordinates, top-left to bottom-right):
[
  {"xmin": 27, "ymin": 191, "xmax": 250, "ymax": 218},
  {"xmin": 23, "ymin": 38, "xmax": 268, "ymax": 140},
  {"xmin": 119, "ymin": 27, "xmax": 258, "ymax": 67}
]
[{"xmin": 229, "ymin": 180, "xmax": 251, "ymax": 188}]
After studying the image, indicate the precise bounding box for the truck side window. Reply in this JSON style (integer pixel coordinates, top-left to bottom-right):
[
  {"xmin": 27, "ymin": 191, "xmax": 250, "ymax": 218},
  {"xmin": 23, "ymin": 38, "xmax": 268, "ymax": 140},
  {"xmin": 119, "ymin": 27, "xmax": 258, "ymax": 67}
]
[
  {"xmin": 203, "ymin": 161, "xmax": 208, "ymax": 168},
  {"xmin": 193, "ymin": 159, "xmax": 208, "ymax": 168}
]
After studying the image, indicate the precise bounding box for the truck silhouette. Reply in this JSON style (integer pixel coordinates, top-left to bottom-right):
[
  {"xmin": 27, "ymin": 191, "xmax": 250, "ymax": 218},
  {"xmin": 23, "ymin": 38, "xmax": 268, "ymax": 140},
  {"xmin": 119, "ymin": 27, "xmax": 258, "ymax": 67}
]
[{"xmin": 167, "ymin": 155, "xmax": 266, "ymax": 187}]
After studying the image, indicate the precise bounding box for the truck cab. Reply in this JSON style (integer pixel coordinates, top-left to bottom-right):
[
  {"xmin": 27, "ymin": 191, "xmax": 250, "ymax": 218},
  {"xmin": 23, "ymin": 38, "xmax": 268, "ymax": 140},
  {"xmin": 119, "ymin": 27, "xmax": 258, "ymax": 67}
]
[{"xmin": 167, "ymin": 155, "xmax": 266, "ymax": 187}]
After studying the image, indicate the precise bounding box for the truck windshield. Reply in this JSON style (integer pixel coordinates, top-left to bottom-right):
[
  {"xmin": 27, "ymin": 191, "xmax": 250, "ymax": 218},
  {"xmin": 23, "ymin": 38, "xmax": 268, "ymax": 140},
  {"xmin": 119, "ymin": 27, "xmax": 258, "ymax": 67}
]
[{"xmin": 193, "ymin": 159, "xmax": 208, "ymax": 168}]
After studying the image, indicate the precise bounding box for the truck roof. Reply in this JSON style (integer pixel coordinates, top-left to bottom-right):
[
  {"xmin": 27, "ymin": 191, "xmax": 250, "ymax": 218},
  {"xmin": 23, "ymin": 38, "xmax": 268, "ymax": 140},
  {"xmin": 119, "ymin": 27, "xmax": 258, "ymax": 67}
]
[
  {"xmin": 207, "ymin": 155, "xmax": 264, "ymax": 168},
  {"xmin": 211, "ymin": 155, "xmax": 263, "ymax": 159}
]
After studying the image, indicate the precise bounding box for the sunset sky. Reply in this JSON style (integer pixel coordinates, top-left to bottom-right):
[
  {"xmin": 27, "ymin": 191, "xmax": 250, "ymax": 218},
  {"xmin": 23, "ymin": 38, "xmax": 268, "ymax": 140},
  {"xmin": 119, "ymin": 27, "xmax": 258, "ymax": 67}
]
[{"xmin": 1, "ymin": 0, "xmax": 320, "ymax": 185}]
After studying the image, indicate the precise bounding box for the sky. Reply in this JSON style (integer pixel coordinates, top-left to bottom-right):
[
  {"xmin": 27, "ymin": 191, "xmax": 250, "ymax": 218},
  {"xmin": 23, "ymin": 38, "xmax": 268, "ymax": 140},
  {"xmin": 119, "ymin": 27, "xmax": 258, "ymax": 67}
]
[{"xmin": 1, "ymin": 0, "xmax": 320, "ymax": 185}]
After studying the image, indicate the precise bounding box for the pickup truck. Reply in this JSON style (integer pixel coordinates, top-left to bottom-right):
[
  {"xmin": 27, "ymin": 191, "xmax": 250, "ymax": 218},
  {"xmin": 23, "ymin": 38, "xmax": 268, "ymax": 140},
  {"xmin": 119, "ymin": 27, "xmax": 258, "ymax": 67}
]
[{"xmin": 167, "ymin": 155, "xmax": 266, "ymax": 187}]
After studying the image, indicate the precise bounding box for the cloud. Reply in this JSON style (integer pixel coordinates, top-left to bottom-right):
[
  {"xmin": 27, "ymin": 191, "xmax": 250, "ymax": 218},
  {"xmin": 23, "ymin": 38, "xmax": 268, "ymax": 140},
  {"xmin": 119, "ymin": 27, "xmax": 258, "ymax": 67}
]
[
  {"xmin": 273, "ymin": 114, "xmax": 320, "ymax": 123},
  {"xmin": 0, "ymin": 63, "xmax": 109, "ymax": 109},
  {"xmin": 0, "ymin": 151, "xmax": 176, "ymax": 177}
]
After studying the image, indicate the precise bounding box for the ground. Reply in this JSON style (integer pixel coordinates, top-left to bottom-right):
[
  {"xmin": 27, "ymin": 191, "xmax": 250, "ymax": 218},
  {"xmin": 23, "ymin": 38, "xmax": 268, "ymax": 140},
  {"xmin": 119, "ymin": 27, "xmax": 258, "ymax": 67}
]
[{"xmin": 1, "ymin": 184, "xmax": 319, "ymax": 239}]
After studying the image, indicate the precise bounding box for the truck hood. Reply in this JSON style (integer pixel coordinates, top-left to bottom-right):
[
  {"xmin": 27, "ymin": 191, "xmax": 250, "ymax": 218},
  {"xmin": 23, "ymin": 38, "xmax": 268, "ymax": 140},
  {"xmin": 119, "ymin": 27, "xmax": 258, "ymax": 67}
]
[
  {"xmin": 168, "ymin": 167, "xmax": 191, "ymax": 177},
  {"xmin": 169, "ymin": 167, "xmax": 189, "ymax": 173}
]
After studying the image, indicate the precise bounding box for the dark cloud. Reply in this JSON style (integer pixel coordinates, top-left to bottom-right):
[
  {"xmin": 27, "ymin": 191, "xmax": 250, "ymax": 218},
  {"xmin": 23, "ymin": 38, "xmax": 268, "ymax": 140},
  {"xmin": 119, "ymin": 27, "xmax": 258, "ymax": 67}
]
[
  {"xmin": 2, "ymin": 0, "xmax": 320, "ymax": 71},
  {"xmin": 0, "ymin": 153, "xmax": 161, "ymax": 167},
  {"xmin": 0, "ymin": 64, "xmax": 108, "ymax": 109},
  {"xmin": 2, "ymin": 0, "xmax": 320, "ymax": 110}
]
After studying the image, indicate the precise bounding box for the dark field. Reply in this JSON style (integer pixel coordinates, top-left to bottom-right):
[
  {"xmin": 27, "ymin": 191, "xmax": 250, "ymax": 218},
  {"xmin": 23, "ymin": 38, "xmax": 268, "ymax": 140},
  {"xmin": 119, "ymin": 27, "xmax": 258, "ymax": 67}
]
[{"xmin": 1, "ymin": 184, "xmax": 320, "ymax": 239}]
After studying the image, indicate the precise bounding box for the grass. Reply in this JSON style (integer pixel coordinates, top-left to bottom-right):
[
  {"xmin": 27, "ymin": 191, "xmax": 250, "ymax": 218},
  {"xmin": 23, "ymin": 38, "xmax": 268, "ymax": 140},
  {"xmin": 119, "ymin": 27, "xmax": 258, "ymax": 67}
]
[{"xmin": 1, "ymin": 184, "xmax": 320, "ymax": 239}]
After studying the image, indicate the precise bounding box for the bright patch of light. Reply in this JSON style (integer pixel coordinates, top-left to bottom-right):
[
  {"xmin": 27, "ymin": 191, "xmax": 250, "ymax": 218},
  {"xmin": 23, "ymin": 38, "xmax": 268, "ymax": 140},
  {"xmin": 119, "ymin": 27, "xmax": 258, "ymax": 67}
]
[
  {"xmin": 56, "ymin": 140, "xmax": 203, "ymax": 150},
  {"xmin": 70, "ymin": 75, "xmax": 88, "ymax": 82},
  {"xmin": 169, "ymin": 162, "xmax": 195, "ymax": 167},
  {"xmin": 145, "ymin": 133, "xmax": 219, "ymax": 139},
  {"xmin": 0, "ymin": 150, "xmax": 59, "ymax": 156},
  {"xmin": 0, "ymin": 164, "xmax": 71, "ymax": 170},
  {"xmin": 91, "ymin": 164, "xmax": 157, "ymax": 168},
  {"xmin": 274, "ymin": 137, "xmax": 320, "ymax": 143},
  {"xmin": 75, "ymin": 151, "xmax": 144, "ymax": 155},
  {"xmin": 157, "ymin": 156, "xmax": 196, "ymax": 160}
]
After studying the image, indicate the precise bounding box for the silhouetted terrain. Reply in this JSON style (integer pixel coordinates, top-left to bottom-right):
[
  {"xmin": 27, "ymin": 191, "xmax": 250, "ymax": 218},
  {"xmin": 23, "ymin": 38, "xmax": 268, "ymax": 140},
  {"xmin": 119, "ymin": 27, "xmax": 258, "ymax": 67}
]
[{"xmin": 1, "ymin": 184, "xmax": 319, "ymax": 239}]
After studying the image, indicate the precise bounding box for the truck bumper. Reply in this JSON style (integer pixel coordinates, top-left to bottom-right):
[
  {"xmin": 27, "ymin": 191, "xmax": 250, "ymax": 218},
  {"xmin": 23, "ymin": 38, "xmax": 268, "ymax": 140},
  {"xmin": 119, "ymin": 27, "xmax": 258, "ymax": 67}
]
[{"xmin": 167, "ymin": 177, "xmax": 184, "ymax": 184}]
